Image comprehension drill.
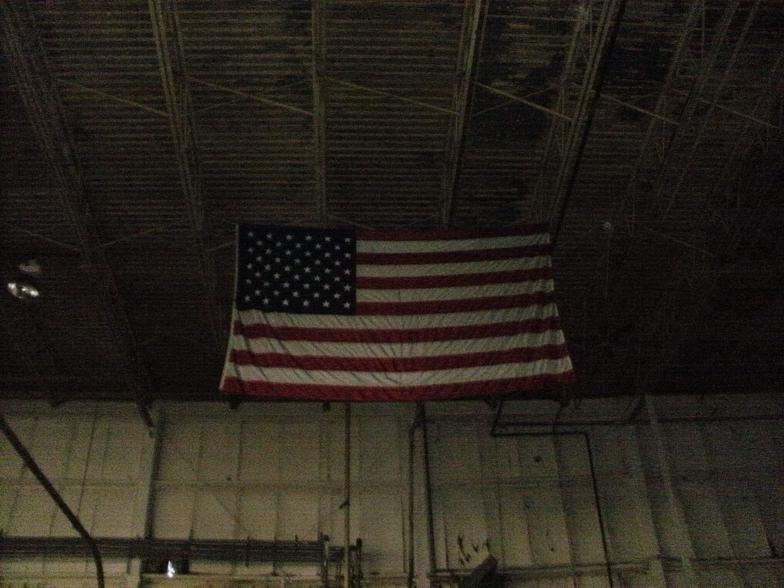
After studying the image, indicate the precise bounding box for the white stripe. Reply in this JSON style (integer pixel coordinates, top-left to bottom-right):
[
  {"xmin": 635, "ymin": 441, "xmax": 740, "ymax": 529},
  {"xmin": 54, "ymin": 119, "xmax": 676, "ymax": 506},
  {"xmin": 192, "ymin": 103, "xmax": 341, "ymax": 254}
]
[
  {"xmin": 357, "ymin": 255, "xmax": 551, "ymax": 277},
  {"xmin": 231, "ymin": 329, "xmax": 565, "ymax": 358},
  {"xmin": 357, "ymin": 279, "xmax": 553, "ymax": 303},
  {"xmin": 237, "ymin": 302, "xmax": 559, "ymax": 330},
  {"xmin": 357, "ymin": 233, "xmax": 549, "ymax": 253},
  {"xmin": 231, "ymin": 356, "xmax": 573, "ymax": 387}
]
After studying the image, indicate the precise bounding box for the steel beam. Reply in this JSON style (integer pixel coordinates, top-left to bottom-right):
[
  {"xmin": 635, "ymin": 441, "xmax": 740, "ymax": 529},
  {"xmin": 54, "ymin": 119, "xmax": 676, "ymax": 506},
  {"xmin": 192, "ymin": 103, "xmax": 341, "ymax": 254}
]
[
  {"xmin": 0, "ymin": 1, "xmax": 151, "ymax": 408},
  {"xmin": 312, "ymin": 0, "xmax": 328, "ymax": 225},
  {"xmin": 440, "ymin": 0, "xmax": 488, "ymax": 227},
  {"xmin": 147, "ymin": 0, "xmax": 223, "ymax": 349},
  {"xmin": 549, "ymin": 0, "xmax": 628, "ymax": 244},
  {"xmin": 0, "ymin": 414, "xmax": 105, "ymax": 588},
  {"xmin": 660, "ymin": 0, "xmax": 764, "ymax": 218},
  {"xmin": 640, "ymin": 0, "xmax": 741, "ymax": 219}
]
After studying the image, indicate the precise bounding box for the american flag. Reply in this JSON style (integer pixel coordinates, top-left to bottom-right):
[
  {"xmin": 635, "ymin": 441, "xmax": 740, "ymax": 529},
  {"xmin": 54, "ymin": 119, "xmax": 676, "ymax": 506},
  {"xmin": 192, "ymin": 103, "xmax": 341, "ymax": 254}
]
[{"xmin": 220, "ymin": 224, "xmax": 574, "ymax": 401}]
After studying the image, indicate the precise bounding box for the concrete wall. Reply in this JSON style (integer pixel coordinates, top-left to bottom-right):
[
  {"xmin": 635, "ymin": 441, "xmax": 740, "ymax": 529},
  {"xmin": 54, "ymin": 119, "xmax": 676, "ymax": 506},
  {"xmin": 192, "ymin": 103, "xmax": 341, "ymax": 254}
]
[{"xmin": 1, "ymin": 394, "xmax": 783, "ymax": 588}]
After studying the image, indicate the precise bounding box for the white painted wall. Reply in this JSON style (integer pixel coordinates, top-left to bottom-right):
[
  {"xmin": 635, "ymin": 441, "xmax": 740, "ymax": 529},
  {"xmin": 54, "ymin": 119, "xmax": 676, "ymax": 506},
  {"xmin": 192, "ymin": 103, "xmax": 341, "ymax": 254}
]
[{"xmin": 1, "ymin": 394, "xmax": 782, "ymax": 588}]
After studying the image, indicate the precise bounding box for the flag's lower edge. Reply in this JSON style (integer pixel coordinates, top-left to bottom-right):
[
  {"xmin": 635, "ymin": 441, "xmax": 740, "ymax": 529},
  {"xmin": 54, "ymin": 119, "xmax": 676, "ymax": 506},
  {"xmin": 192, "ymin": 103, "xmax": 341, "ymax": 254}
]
[{"xmin": 220, "ymin": 371, "xmax": 576, "ymax": 402}]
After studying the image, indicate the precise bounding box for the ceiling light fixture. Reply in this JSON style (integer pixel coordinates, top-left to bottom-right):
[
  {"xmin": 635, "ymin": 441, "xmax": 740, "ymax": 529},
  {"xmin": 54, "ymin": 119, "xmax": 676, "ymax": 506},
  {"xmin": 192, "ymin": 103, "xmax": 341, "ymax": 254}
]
[
  {"xmin": 6, "ymin": 258, "xmax": 42, "ymax": 301},
  {"xmin": 7, "ymin": 280, "xmax": 40, "ymax": 300}
]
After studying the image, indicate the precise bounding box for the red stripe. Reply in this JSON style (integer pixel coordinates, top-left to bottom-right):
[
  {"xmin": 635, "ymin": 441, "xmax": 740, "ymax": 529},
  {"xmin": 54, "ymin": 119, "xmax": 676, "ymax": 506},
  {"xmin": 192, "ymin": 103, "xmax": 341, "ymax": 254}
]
[
  {"xmin": 356, "ymin": 292, "xmax": 554, "ymax": 315},
  {"xmin": 234, "ymin": 316, "xmax": 563, "ymax": 343},
  {"xmin": 230, "ymin": 344, "xmax": 570, "ymax": 372},
  {"xmin": 358, "ymin": 224, "xmax": 549, "ymax": 241},
  {"xmin": 221, "ymin": 371, "xmax": 575, "ymax": 401},
  {"xmin": 357, "ymin": 267, "xmax": 552, "ymax": 289},
  {"xmin": 356, "ymin": 244, "xmax": 552, "ymax": 265}
]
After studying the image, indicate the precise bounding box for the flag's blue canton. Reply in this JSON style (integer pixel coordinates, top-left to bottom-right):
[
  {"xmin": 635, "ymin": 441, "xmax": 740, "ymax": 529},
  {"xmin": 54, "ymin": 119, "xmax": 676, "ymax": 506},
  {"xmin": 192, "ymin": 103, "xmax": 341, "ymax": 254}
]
[{"xmin": 236, "ymin": 225, "xmax": 357, "ymax": 315}]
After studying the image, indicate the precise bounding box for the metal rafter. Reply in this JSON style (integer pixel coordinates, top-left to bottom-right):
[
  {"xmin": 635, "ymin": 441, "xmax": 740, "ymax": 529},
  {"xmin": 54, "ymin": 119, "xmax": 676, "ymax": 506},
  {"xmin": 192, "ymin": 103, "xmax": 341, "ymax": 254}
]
[
  {"xmin": 312, "ymin": 0, "xmax": 328, "ymax": 226},
  {"xmin": 609, "ymin": 1, "xmax": 703, "ymax": 233},
  {"xmin": 147, "ymin": 0, "xmax": 222, "ymax": 348},
  {"xmin": 639, "ymin": 0, "xmax": 742, "ymax": 220},
  {"xmin": 548, "ymin": 0, "xmax": 628, "ymax": 244},
  {"xmin": 659, "ymin": 0, "xmax": 763, "ymax": 218},
  {"xmin": 0, "ymin": 0, "xmax": 151, "ymax": 406},
  {"xmin": 440, "ymin": 0, "xmax": 488, "ymax": 228}
]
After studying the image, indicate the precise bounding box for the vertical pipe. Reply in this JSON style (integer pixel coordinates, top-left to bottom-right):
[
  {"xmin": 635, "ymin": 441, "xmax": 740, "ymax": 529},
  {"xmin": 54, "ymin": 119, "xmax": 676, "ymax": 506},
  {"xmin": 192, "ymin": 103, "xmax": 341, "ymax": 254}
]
[
  {"xmin": 582, "ymin": 433, "xmax": 614, "ymax": 588},
  {"xmin": 407, "ymin": 422, "xmax": 416, "ymax": 588},
  {"xmin": 645, "ymin": 394, "xmax": 699, "ymax": 586},
  {"xmin": 321, "ymin": 533, "xmax": 331, "ymax": 588},
  {"xmin": 418, "ymin": 403, "xmax": 437, "ymax": 575},
  {"xmin": 344, "ymin": 402, "xmax": 352, "ymax": 588},
  {"xmin": 0, "ymin": 413, "xmax": 105, "ymax": 588}
]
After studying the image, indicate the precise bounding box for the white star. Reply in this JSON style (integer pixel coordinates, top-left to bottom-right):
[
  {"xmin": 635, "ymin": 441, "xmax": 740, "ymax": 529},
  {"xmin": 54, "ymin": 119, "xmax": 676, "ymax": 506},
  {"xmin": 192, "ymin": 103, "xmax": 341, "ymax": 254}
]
[
  {"xmin": 255, "ymin": 289, "xmax": 261, "ymax": 295},
  {"xmin": 344, "ymin": 269, "xmax": 350, "ymax": 275},
  {"xmin": 294, "ymin": 259, "xmax": 302, "ymax": 265},
  {"xmin": 245, "ymin": 279, "xmax": 252, "ymax": 285},
  {"xmin": 304, "ymin": 267, "xmax": 312, "ymax": 273},
  {"xmin": 286, "ymin": 234, "xmax": 293, "ymax": 241},
  {"xmin": 284, "ymin": 265, "xmax": 291, "ymax": 272},
  {"xmin": 255, "ymin": 271, "xmax": 261, "ymax": 277},
  {"xmin": 263, "ymin": 281, "xmax": 270, "ymax": 287},
  {"xmin": 304, "ymin": 283, "xmax": 311, "ymax": 289},
  {"xmin": 293, "ymin": 291, "xmax": 300, "ymax": 298},
  {"xmin": 283, "ymin": 282, "xmax": 290, "ymax": 288},
  {"xmin": 335, "ymin": 276, "xmax": 341, "ymax": 283},
  {"xmin": 323, "ymin": 301, "xmax": 330, "ymax": 308},
  {"xmin": 325, "ymin": 252, "xmax": 331, "ymax": 258},
  {"xmin": 266, "ymin": 232, "xmax": 273, "ymax": 239},
  {"xmin": 335, "ymin": 244, "xmax": 341, "ymax": 250},
  {"xmin": 315, "ymin": 243, "xmax": 322, "ymax": 250},
  {"xmin": 274, "ymin": 257, "xmax": 281, "ymax": 263},
  {"xmin": 273, "ymin": 290, "xmax": 280, "ymax": 296},
  {"xmin": 294, "ymin": 274, "xmax": 301, "ymax": 280},
  {"xmin": 315, "ymin": 259, "xmax": 322, "ymax": 266},
  {"xmin": 305, "ymin": 235, "xmax": 313, "ymax": 241},
  {"xmin": 303, "ymin": 300, "xmax": 310, "ymax": 307},
  {"xmin": 335, "ymin": 260, "xmax": 342, "ymax": 266},
  {"xmin": 344, "ymin": 284, "xmax": 351, "ymax": 291},
  {"xmin": 295, "ymin": 243, "xmax": 302, "ymax": 249},
  {"xmin": 282, "ymin": 299, "xmax": 289, "ymax": 306},
  {"xmin": 343, "ymin": 302, "xmax": 351, "ymax": 309},
  {"xmin": 246, "ymin": 263, "xmax": 253, "ymax": 269},
  {"xmin": 325, "ymin": 268, "xmax": 332, "ymax": 274},
  {"xmin": 313, "ymin": 292, "xmax": 320, "ymax": 299},
  {"xmin": 344, "ymin": 237, "xmax": 351, "ymax": 243},
  {"xmin": 333, "ymin": 293, "xmax": 341, "ymax": 299},
  {"xmin": 248, "ymin": 231, "xmax": 255, "ymax": 237},
  {"xmin": 256, "ymin": 240, "xmax": 263, "ymax": 246},
  {"xmin": 275, "ymin": 241, "xmax": 282, "ymax": 247},
  {"xmin": 344, "ymin": 253, "xmax": 352, "ymax": 259},
  {"xmin": 248, "ymin": 247, "xmax": 254, "ymax": 253},
  {"xmin": 285, "ymin": 249, "xmax": 292, "ymax": 256},
  {"xmin": 262, "ymin": 297, "xmax": 270, "ymax": 304},
  {"xmin": 323, "ymin": 284, "xmax": 331, "ymax": 290},
  {"xmin": 273, "ymin": 272, "xmax": 280, "ymax": 279},
  {"xmin": 264, "ymin": 264, "xmax": 271, "ymax": 270},
  {"xmin": 265, "ymin": 248, "xmax": 272, "ymax": 254},
  {"xmin": 256, "ymin": 256, "xmax": 262, "ymax": 262},
  {"xmin": 325, "ymin": 236, "xmax": 332, "ymax": 242},
  {"xmin": 305, "ymin": 251, "xmax": 312, "ymax": 257},
  {"xmin": 244, "ymin": 295, "xmax": 251, "ymax": 301},
  {"xmin": 314, "ymin": 276, "xmax": 321, "ymax": 282}
]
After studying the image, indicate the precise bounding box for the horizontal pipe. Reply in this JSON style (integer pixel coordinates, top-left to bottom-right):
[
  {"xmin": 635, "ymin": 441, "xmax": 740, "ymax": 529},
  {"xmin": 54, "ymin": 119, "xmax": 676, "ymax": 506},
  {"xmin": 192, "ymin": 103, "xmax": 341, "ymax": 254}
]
[
  {"xmin": 492, "ymin": 413, "xmax": 784, "ymax": 430},
  {"xmin": 0, "ymin": 537, "xmax": 344, "ymax": 564}
]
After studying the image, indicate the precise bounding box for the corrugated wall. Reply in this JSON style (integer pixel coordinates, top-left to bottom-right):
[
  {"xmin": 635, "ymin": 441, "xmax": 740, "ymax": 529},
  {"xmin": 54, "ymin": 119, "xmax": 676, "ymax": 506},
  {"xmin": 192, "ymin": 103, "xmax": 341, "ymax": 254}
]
[{"xmin": 1, "ymin": 396, "xmax": 783, "ymax": 587}]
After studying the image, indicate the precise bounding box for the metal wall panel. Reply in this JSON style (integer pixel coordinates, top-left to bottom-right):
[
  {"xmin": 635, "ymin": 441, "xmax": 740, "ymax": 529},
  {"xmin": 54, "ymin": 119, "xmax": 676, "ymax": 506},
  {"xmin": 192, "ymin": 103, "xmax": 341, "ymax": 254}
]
[{"xmin": 1, "ymin": 397, "xmax": 783, "ymax": 588}]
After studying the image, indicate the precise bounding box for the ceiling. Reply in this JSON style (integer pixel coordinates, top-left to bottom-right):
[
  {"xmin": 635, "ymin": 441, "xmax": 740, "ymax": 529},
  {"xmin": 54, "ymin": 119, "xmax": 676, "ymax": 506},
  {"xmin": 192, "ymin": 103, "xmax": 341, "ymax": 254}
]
[{"xmin": 1, "ymin": 0, "xmax": 782, "ymax": 406}]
